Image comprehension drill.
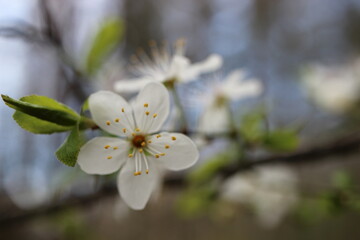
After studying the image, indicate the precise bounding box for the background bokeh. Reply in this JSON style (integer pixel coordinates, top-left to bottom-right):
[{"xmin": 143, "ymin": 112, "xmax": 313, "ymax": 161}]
[{"xmin": 1, "ymin": 0, "xmax": 360, "ymax": 239}]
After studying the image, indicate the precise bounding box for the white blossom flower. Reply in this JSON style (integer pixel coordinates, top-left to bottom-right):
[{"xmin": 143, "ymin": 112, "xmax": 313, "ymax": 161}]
[
  {"xmin": 198, "ymin": 69, "xmax": 263, "ymax": 134},
  {"xmin": 302, "ymin": 61, "xmax": 360, "ymax": 113},
  {"xmin": 221, "ymin": 166, "xmax": 298, "ymax": 228},
  {"xmin": 114, "ymin": 40, "xmax": 223, "ymax": 93},
  {"xmin": 77, "ymin": 82, "xmax": 199, "ymax": 210}
]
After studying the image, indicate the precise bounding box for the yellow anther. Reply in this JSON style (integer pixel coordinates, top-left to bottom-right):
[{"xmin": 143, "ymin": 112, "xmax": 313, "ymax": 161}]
[
  {"xmin": 132, "ymin": 133, "xmax": 136, "ymax": 137},
  {"xmin": 144, "ymin": 103, "xmax": 149, "ymax": 107},
  {"xmin": 156, "ymin": 134, "xmax": 161, "ymax": 138},
  {"xmin": 141, "ymin": 142, "xmax": 146, "ymax": 147},
  {"xmin": 122, "ymin": 108, "xmax": 125, "ymax": 112},
  {"xmin": 115, "ymin": 118, "xmax": 120, "ymax": 122},
  {"xmin": 155, "ymin": 154, "xmax": 160, "ymax": 158},
  {"xmin": 113, "ymin": 147, "xmax": 119, "ymax": 150},
  {"xmin": 148, "ymin": 140, "xmax": 152, "ymax": 143},
  {"xmin": 171, "ymin": 136, "xmax": 177, "ymax": 141},
  {"xmin": 146, "ymin": 170, "xmax": 149, "ymax": 174},
  {"xmin": 135, "ymin": 128, "xmax": 141, "ymax": 132},
  {"xmin": 153, "ymin": 113, "xmax": 158, "ymax": 118},
  {"xmin": 165, "ymin": 144, "xmax": 170, "ymax": 149},
  {"xmin": 145, "ymin": 111, "xmax": 150, "ymax": 116},
  {"xmin": 123, "ymin": 128, "xmax": 127, "ymax": 133},
  {"xmin": 139, "ymin": 148, "xmax": 143, "ymax": 153},
  {"xmin": 107, "ymin": 156, "xmax": 113, "ymax": 159},
  {"xmin": 138, "ymin": 171, "xmax": 142, "ymax": 175},
  {"xmin": 104, "ymin": 145, "xmax": 110, "ymax": 149},
  {"xmin": 128, "ymin": 153, "xmax": 133, "ymax": 158},
  {"xmin": 160, "ymin": 153, "xmax": 166, "ymax": 156},
  {"xmin": 106, "ymin": 121, "xmax": 111, "ymax": 126},
  {"xmin": 133, "ymin": 172, "xmax": 137, "ymax": 176}
]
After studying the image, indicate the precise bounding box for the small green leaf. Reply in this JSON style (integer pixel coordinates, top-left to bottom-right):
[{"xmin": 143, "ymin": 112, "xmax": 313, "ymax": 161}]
[
  {"xmin": 55, "ymin": 126, "xmax": 83, "ymax": 167},
  {"xmin": 189, "ymin": 152, "xmax": 232, "ymax": 185},
  {"xmin": 2, "ymin": 95, "xmax": 80, "ymax": 131},
  {"xmin": 264, "ymin": 129, "xmax": 299, "ymax": 152},
  {"xmin": 85, "ymin": 19, "xmax": 124, "ymax": 75},
  {"xmin": 239, "ymin": 111, "xmax": 265, "ymax": 143}
]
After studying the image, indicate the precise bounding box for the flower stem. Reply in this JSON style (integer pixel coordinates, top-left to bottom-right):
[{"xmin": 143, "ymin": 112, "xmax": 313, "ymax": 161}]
[{"xmin": 170, "ymin": 87, "xmax": 189, "ymax": 133}]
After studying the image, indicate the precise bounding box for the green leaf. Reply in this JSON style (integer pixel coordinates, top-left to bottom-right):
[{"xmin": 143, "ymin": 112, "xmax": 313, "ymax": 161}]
[
  {"xmin": 55, "ymin": 126, "xmax": 83, "ymax": 167},
  {"xmin": 332, "ymin": 171, "xmax": 353, "ymax": 189},
  {"xmin": 85, "ymin": 19, "xmax": 124, "ymax": 75},
  {"xmin": 239, "ymin": 111, "xmax": 265, "ymax": 143},
  {"xmin": 264, "ymin": 129, "xmax": 299, "ymax": 152},
  {"xmin": 2, "ymin": 95, "xmax": 80, "ymax": 133},
  {"xmin": 188, "ymin": 152, "xmax": 233, "ymax": 185}
]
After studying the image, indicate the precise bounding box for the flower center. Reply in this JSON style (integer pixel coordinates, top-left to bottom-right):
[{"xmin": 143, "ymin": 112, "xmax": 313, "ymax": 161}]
[{"xmin": 132, "ymin": 134, "xmax": 147, "ymax": 148}]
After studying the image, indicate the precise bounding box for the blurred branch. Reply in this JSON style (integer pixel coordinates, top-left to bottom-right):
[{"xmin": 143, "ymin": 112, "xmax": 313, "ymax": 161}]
[
  {"xmin": 0, "ymin": 0, "xmax": 89, "ymax": 100},
  {"xmin": 1, "ymin": 132, "xmax": 360, "ymax": 227}
]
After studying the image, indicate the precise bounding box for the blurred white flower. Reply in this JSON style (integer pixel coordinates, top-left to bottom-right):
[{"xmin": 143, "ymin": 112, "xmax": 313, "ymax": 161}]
[
  {"xmin": 221, "ymin": 165, "xmax": 298, "ymax": 228},
  {"xmin": 198, "ymin": 69, "xmax": 263, "ymax": 134},
  {"xmin": 77, "ymin": 82, "xmax": 199, "ymax": 210},
  {"xmin": 302, "ymin": 61, "xmax": 360, "ymax": 113},
  {"xmin": 114, "ymin": 40, "xmax": 223, "ymax": 93}
]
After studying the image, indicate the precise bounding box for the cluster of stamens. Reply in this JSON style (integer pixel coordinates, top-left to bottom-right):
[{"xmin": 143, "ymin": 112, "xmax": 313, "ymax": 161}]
[{"xmin": 103, "ymin": 102, "xmax": 177, "ymax": 176}]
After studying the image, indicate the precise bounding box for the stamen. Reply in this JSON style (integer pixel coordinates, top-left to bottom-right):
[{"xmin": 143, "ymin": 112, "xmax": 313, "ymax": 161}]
[
  {"xmin": 141, "ymin": 141, "xmax": 146, "ymax": 147},
  {"xmin": 160, "ymin": 153, "xmax": 166, "ymax": 156},
  {"xmin": 171, "ymin": 136, "xmax": 177, "ymax": 141},
  {"xmin": 139, "ymin": 148, "xmax": 143, "ymax": 153},
  {"xmin": 145, "ymin": 111, "xmax": 150, "ymax": 116},
  {"xmin": 144, "ymin": 103, "xmax": 149, "ymax": 107},
  {"xmin": 107, "ymin": 156, "xmax": 113, "ymax": 159},
  {"xmin": 128, "ymin": 153, "xmax": 133, "ymax": 158},
  {"xmin": 148, "ymin": 140, "xmax": 152, "ymax": 143},
  {"xmin": 155, "ymin": 154, "xmax": 160, "ymax": 158},
  {"xmin": 153, "ymin": 113, "xmax": 158, "ymax": 118},
  {"xmin": 115, "ymin": 118, "xmax": 120, "ymax": 123},
  {"xmin": 165, "ymin": 144, "xmax": 170, "ymax": 149},
  {"xmin": 122, "ymin": 108, "xmax": 125, "ymax": 112},
  {"xmin": 106, "ymin": 121, "xmax": 111, "ymax": 126},
  {"xmin": 143, "ymin": 154, "xmax": 149, "ymax": 174},
  {"xmin": 123, "ymin": 128, "xmax": 127, "ymax": 133},
  {"xmin": 132, "ymin": 133, "xmax": 136, "ymax": 137},
  {"xmin": 113, "ymin": 147, "xmax": 118, "ymax": 150},
  {"xmin": 156, "ymin": 134, "xmax": 161, "ymax": 138},
  {"xmin": 104, "ymin": 145, "xmax": 110, "ymax": 149},
  {"xmin": 135, "ymin": 128, "xmax": 141, "ymax": 132}
]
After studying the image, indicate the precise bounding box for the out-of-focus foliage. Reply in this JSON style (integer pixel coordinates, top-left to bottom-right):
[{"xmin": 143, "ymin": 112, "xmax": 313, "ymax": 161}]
[
  {"xmin": 297, "ymin": 171, "xmax": 360, "ymax": 224},
  {"xmin": 85, "ymin": 19, "xmax": 124, "ymax": 76},
  {"xmin": 177, "ymin": 146, "xmax": 239, "ymax": 217},
  {"xmin": 264, "ymin": 129, "xmax": 299, "ymax": 152},
  {"xmin": 239, "ymin": 110, "xmax": 299, "ymax": 152}
]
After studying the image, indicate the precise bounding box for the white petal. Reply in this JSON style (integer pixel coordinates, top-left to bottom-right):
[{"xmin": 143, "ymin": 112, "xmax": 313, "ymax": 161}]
[
  {"xmin": 132, "ymin": 82, "xmax": 170, "ymax": 133},
  {"xmin": 77, "ymin": 137, "xmax": 129, "ymax": 175},
  {"xmin": 181, "ymin": 54, "xmax": 223, "ymax": 82},
  {"xmin": 224, "ymin": 79, "xmax": 263, "ymax": 101},
  {"xmin": 198, "ymin": 105, "xmax": 230, "ymax": 134},
  {"xmin": 147, "ymin": 132, "xmax": 199, "ymax": 171},
  {"xmin": 223, "ymin": 69, "xmax": 246, "ymax": 86},
  {"xmin": 89, "ymin": 91, "xmax": 135, "ymax": 136},
  {"xmin": 168, "ymin": 55, "xmax": 191, "ymax": 79},
  {"xmin": 117, "ymin": 157, "xmax": 159, "ymax": 210},
  {"xmin": 114, "ymin": 78, "xmax": 152, "ymax": 93}
]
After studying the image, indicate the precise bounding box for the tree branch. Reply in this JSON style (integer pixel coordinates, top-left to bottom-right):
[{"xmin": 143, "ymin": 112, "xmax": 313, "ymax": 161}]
[{"xmin": 1, "ymin": 132, "xmax": 360, "ymax": 227}]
